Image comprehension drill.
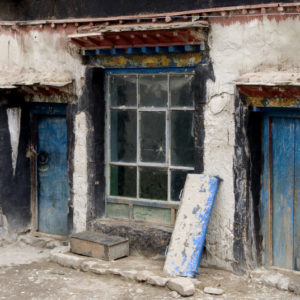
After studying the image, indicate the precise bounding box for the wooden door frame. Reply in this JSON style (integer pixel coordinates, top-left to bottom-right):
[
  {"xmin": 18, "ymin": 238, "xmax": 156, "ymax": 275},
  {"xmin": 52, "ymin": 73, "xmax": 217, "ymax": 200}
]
[
  {"xmin": 29, "ymin": 103, "xmax": 68, "ymax": 233},
  {"xmin": 260, "ymin": 108, "xmax": 300, "ymax": 268}
]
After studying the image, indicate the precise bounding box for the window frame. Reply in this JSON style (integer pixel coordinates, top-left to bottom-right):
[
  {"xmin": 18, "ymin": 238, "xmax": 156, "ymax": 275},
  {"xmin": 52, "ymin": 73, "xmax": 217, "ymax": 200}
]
[{"xmin": 105, "ymin": 67, "xmax": 195, "ymax": 211}]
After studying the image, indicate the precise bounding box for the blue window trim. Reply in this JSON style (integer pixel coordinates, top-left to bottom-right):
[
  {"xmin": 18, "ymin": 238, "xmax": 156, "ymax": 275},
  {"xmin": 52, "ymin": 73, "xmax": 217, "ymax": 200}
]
[
  {"xmin": 105, "ymin": 67, "xmax": 195, "ymax": 75},
  {"xmin": 254, "ymin": 106, "xmax": 300, "ymax": 117},
  {"xmin": 30, "ymin": 103, "xmax": 67, "ymax": 116}
]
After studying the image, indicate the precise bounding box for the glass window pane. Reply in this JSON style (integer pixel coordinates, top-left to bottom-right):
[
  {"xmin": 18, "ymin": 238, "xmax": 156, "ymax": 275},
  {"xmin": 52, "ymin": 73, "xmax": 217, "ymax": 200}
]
[
  {"xmin": 140, "ymin": 112, "xmax": 166, "ymax": 163},
  {"xmin": 139, "ymin": 167, "xmax": 167, "ymax": 200},
  {"xmin": 110, "ymin": 165, "xmax": 136, "ymax": 197},
  {"xmin": 171, "ymin": 111, "xmax": 194, "ymax": 167},
  {"xmin": 110, "ymin": 75, "xmax": 137, "ymax": 106},
  {"xmin": 171, "ymin": 170, "xmax": 190, "ymax": 201},
  {"xmin": 139, "ymin": 75, "xmax": 167, "ymax": 107},
  {"xmin": 170, "ymin": 74, "xmax": 194, "ymax": 107},
  {"xmin": 111, "ymin": 110, "xmax": 136, "ymax": 162}
]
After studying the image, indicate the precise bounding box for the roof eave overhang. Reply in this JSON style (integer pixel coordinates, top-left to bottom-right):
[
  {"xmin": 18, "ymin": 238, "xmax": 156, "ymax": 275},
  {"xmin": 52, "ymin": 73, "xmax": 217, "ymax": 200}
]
[{"xmin": 68, "ymin": 20, "xmax": 207, "ymax": 51}]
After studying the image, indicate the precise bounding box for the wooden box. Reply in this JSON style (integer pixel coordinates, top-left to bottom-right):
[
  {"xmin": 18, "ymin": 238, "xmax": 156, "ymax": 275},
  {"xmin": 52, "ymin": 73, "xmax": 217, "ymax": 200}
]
[{"xmin": 70, "ymin": 231, "xmax": 129, "ymax": 261}]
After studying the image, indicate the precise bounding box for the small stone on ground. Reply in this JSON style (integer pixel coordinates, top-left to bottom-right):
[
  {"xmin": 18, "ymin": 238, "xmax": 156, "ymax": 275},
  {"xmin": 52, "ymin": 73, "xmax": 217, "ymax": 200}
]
[
  {"xmin": 167, "ymin": 277, "xmax": 195, "ymax": 296},
  {"xmin": 204, "ymin": 286, "xmax": 224, "ymax": 295},
  {"xmin": 147, "ymin": 275, "xmax": 168, "ymax": 287},
  {"xmin": 169, "ymin": 290, "xmax": 181, "ymax": 298}
]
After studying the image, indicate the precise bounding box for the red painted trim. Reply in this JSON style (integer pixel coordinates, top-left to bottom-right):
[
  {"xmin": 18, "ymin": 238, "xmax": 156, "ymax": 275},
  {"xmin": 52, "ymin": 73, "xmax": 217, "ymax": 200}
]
[
  {"xmin": 70, "ymin": 28, "xmax": 203, "ymax": 50},
  {"xmin": 237, "ymin": 85, "xmax": 300, "ymax": 98}
]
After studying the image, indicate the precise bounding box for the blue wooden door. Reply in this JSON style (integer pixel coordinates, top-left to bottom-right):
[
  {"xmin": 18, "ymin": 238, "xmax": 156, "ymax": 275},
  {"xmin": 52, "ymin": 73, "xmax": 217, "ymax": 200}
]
[
  {"xmin": 262, "ymin": 114, "xmax": 300, "ymax": 270},
  {"xmin": 37, "ymin": 116, "xmax": 69, "ymax": 236}
]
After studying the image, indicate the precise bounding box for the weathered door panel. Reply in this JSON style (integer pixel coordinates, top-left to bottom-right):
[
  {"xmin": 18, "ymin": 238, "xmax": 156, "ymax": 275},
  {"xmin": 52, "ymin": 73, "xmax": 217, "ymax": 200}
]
[
  {"xmin": 262, "ymin": 114, "xmax": 300, "ymax": 271},
  {"xmin": 272, "ymin": 118, "xmax": 294, "ymax": 269},
  {"xmin": 294, "ymin": 119, "xmax": 300, "ymax": 270},
  {"xmin": 37, "ymin": 116, "xmax": 69, "ymax": 236}
]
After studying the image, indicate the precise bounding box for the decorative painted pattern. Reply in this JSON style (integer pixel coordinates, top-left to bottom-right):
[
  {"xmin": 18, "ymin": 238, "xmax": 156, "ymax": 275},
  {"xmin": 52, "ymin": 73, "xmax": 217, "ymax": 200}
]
[
  {"xmin": 90, "ymin": 52, "xmax": 205, "ymax": 68},
  {"xmin": 246, "ymin": 97, "xmax": 300, "ymax": 108}
]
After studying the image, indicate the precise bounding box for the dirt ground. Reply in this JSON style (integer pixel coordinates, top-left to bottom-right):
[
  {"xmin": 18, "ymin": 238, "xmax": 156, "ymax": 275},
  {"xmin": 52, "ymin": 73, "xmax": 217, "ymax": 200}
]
[{"xmin": 0, "ymin": 242, "xmax": 299, "ymax": 300}]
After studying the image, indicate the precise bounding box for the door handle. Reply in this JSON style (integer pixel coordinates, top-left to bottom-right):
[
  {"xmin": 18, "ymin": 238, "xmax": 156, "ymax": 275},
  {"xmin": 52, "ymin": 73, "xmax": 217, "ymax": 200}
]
[{"xmin": 38, "ymin": 152, "xmax": 49, "ymax": 165}]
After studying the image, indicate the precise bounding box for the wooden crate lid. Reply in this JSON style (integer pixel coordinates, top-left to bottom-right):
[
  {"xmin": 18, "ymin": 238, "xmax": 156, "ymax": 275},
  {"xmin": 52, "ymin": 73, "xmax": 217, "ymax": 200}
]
[{"xmin": 71, "ymin": 231, "xmax": 129, "ymax": 247}]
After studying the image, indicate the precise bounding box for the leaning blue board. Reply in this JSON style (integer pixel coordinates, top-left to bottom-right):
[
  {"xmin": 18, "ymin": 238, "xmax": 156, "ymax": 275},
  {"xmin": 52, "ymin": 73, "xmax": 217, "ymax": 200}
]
[{"xmin": 164, "ymin": 174, "xmax": 221, "ymax": 277}]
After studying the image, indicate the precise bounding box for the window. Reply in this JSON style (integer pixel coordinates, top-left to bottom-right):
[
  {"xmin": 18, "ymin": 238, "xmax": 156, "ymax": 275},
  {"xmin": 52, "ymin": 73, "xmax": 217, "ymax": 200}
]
[{"xmin": 106, "ymin": 71, "xmax": 194, "ymax": 222}]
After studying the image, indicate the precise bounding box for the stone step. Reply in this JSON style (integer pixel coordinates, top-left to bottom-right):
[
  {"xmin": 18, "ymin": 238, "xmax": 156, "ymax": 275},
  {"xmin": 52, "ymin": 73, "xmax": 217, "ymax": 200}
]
[{"xmin": 70, "ymin": 231, "xmax": 129, "ymax": 261}]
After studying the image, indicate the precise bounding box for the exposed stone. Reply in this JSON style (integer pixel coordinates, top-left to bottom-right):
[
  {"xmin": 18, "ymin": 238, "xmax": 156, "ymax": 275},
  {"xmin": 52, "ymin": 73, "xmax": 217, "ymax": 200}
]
[
  {"xmin": 260, "ymin": 274, "xmax": 282, "ymax": 288},
  {"xmin": 276, "ymin": 277, "xmax": 290, "ymax": 291},
  {"xmin": 50, "ymin": 252, "xmax": 86, "ymax": 269},
  {"xmin": 89, "ymin": 218, "xmax": 172, "ymax": 256},
  {"xmin": 251, "ymin": 268, "xmax": 300, "ymax": 295},
  {"xmin": 108, "ymin": 268, "xmax": 122, "ymax": 275},
  {"xmin": 89, "ymin": 266, "xmax": 110, "ymax": 275},
  {"xmin": 136, "ymin": 288, "xmax": 143, "ymax": 294},
  {"xmin": 169, "ymin": 291, "xmax": 181, "ymax": 298},
  {"xmin": 289, "ymin": 280, "xmax": 300, "ymax": 295},
  {"xmin": 80, "ymin": 260, "xmax": 99, "ymax": 272},
  {"xmin": 252, "ymin": 272, "xmax": 292, "ymax": 291},
  {"xmin": 136, "ymin": 270, "xmax": 154, "ymax": 282},
  {"xmin": 18, "ymin": 235, "xmax": 50, "ymax": 248},
  {"xmin": 120, "ymin": 270, "xmax": 138, "ymax": 280},
  {"xmin": 50, "ymin": 245, "xmax": 70, "ymax": 254},
  {"xmin": 167, "ymin": 278, "xmax": 195, "ymax": 297},
  {"xmin": 147, "ymin": 275, "xmax": 169, "ymax": 287},
  {"xmin": 45, "ymin": 240, "xmax": 62, "ymax": 249},
  {"xmin": 203, "ymin": 287, "xmax": 224, "ymax": 295}
]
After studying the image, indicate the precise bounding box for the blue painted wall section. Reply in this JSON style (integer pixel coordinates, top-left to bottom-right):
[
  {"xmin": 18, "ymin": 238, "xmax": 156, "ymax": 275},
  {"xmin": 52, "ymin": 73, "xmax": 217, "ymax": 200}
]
[{"xmin": 37, "ymin": 115, "xmax": 69, "ymax": 236}]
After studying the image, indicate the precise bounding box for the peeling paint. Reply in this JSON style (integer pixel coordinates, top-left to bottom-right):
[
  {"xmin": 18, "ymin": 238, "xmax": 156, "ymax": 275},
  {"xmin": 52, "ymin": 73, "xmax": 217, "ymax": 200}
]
[
  {"xmin": 73, "ymin": 111, "xmax": 88, "ymax": 233},
  {"xmin": 7, "ymin": 107, "xmax": 21, "ymax": 176},
  {"xmin": 164, "ymin": 174, "xmax": 220, "ymax": 277},
  {"xmin": 246, "ymin": 97, "xmax": 300, "ymax": 108}
]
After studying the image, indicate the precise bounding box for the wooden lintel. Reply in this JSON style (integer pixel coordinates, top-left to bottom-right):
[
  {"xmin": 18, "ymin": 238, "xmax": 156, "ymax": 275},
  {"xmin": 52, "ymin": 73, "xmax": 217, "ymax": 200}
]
[
  {"xmin": 87, "ymin": 36, "xmax": 105, "ymax": 47},
  {"xmin": 113, "ymin": 34, "xmax": 132, "ymax": 46},
  {"xmin": 71, "ymin": 37, "xmax": 89, "ymax": 48},
  {"xmin": 128, "ymin": 33, "xmax": 145, "ymax": 44}
]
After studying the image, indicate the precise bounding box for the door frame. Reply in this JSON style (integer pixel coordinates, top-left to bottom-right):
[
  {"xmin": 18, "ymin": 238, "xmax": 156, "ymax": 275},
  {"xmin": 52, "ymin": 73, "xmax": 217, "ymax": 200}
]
[
  {"xmin": 29, "ymin": 103, "xmax": 68, "ymax": 233},
  {"xmin": 260, "ymin": 108, "xmax": 300, "ymax": 268}
]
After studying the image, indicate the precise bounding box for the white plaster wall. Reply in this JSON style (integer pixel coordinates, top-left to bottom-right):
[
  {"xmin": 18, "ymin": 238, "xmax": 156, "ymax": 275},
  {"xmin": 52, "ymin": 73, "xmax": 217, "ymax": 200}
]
[
  {"xmin": 0, "ymin": 29, "xmax": 85, "ymax": 95},
  {"xmin": 73, "ymin": 111, "xmax": 88, "ymax": 233},
  {"xmin": 0, "ymin": 28, "xmax": 89, "ymax": 233},
  {"xmin": 202, "ymin": 16, "xmax": 300, "ymax": 270}
]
